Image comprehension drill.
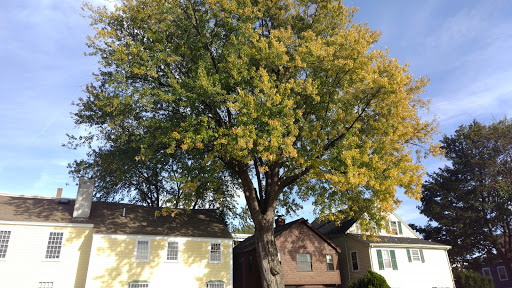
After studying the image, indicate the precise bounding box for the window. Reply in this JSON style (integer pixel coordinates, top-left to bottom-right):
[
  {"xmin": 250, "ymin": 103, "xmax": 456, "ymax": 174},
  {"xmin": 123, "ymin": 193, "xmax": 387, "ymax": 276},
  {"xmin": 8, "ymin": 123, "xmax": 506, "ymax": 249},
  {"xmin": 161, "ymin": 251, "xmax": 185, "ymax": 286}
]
[
  {"xmin": 498, "ymin": 266, "xmax": 508, "ymax": 281},
  {"xmin": 135, "ymin": 240, "xmax": 150, "ymax": 262},
  {"xmin": 377, "ymin": 249, "xmax": 397, "ymax": 270},
  {"xmin": 389, "ymin": 221, "xmax": 398, "ymax": 234},
  {"xmin": 38, "ymin": 282, "xmax": 53, "ymax": 288},
  {"xmin": 482, "ymin": 267, "xmax": 492, "ymax": 278},
  {"xmin": 407, "ymin": 249, "xmax": 425, "ymax": 263},
  {"xmin": 45, "ymin": 232, "xmax": 64, "ymax": 260},
  {"xmin": 166, "ymin": 241, "xmax": 178, "ymax": 261},
  {"xmin": 128, "ymin": 282, "xmax": 149, "ymax": 288},
  {"xmin": 209, "ymin": 243, "xmax": 222, "ymax": 263},
  {"xmin": 297, "ymin": 253, "xmax": 312, "ymax": 271},
  {"xmin": 0, "ymin": 230, "xmax": 11, "ymax": 259},
  {"xmin": 326, "ymin": 254, "xmax": 335, "ymax": 271},
  {"xmin": 206, "ymin": 281, "xmax": 225, "ymax": 288},
  {"xmin": 351, "ymin": 251, "xmax": 359, "ymax": 271}
]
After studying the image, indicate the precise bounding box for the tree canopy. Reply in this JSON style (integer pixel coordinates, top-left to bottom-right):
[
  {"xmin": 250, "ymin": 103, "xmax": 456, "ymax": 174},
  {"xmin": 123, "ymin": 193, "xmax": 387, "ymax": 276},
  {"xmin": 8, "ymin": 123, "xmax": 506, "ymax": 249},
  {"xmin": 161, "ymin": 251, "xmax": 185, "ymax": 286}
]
[
  {"xmin": 73, "ymin": 0, "xmax": 439, "ymax": 286},
  {"xmin": 415, "ymin": 119, "xmax": 512, "ymax": 270}
]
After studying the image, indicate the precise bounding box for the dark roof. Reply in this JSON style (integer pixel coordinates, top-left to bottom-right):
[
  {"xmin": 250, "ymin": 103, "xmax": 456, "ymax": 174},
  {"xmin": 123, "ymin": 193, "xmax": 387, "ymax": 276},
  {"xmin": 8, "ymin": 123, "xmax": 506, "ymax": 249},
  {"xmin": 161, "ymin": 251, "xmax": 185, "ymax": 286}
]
[
  {"xmin": 0, "ymin": 194, "xmax": 232, "ymax": 239},
  {"xmin": 347, "ymin": 234, "xmax": 449, "ymax": 247},
  {"xmin": 311, "ymin": 217, "xmax": 357, "ymax": 237},
  {"xmin": 234, "ymin": 218, "xmax": 341, "ymax": 254}
]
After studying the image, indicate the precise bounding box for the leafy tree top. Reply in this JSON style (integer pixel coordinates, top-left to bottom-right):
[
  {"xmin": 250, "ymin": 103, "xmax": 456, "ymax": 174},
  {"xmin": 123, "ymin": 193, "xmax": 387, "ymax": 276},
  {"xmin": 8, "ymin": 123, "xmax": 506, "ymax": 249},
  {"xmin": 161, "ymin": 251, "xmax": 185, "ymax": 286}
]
[{"xmin": 76, "ymin": 0, "xmax": 439, "ymax": 234}]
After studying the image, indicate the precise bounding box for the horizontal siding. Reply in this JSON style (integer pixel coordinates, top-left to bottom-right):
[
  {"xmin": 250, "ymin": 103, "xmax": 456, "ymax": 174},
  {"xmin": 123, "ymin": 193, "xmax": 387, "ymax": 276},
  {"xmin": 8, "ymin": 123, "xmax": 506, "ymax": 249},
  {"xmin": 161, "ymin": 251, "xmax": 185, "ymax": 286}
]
[
  {"xmin": 86, "ymin": 236, "xmax": 231, "ymax": 288},
  {"xmin": 369, "ymin": 247, "xmax": 453, "ymax": 288},
  {"xmin": 0, "ymin": 224, "xmax": 92, "ymax": 288}
]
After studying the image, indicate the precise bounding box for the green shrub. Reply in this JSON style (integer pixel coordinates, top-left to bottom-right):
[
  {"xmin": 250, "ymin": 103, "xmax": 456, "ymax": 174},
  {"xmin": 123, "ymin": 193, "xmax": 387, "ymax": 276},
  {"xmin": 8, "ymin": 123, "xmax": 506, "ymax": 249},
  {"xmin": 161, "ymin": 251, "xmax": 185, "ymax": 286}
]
[
  {"xmin": 348, "ymin": 270, "xmax": 391, "ymax": 288},
  {"xmin": 453, "ymin": 269, "xmax": 493, "ymax": 288}
]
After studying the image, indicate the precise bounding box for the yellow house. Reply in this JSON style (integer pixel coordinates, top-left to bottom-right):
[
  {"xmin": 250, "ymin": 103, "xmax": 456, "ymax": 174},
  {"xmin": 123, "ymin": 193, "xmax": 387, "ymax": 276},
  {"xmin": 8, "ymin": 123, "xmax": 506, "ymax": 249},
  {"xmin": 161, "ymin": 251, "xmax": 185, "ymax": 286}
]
[{"xmin": 0, "ymin": 179, "xmax": 232, "ymax": 288}]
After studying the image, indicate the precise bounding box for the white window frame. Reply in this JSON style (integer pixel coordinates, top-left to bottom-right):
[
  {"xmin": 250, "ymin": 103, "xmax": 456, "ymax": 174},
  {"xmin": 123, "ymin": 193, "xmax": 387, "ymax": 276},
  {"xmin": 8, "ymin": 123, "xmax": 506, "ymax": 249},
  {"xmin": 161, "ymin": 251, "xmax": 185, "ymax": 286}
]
[
  {"xmin": 43, "ymin": 231, "xmax": 64, "ymax": 261},
  {"xmin": 482, "ymin": 267, "xmax": 492, "ymax": 278},
  {"xmin": 326, "ymin": 254, "xmax": 335, "ymax": 271},
  {"xmin": 0, "ymin": 230, "xmax": 11, "ymax": 260},
  {"xmin": 38, "ymin": 282, "xmax": 54, "ymax": 288},
  {"xmin": 206, "ymin": 281, "xmax": 225, "ymax": 288},
  {"xmin": 382, "ymin": 250, "xmax": 392, "ymax": 269},
  {"xmin": 165, "ymin": 241, "xmax": 179, "ymax": 262},
  {"xmin": 127, "ymin": 281, "xmax": 149, "ymax": 288},
  {"xmin": 134, "ymin": 239, "xmax": 150, "ymax": 262},
  {"xmin": 297, "ymin": 253, "xmax": 312, "ymax": 271},
  {"xmin": 350, "ymin": 251, "xmax": 359, "ymax": 271},
  {"xmin": 410, "ymin": 249, "xmax": 421, "ymax": 262},
  {"xmin": 209, "ymin": 242, "xmax": 222, "ymax": 263},
  {"xmin": 389, "ymin": 221, "xmax": 398, "ymax": 235},
  {"xmin": 497, "ymin": 266, "xmax": 509, "ymax": 281}
]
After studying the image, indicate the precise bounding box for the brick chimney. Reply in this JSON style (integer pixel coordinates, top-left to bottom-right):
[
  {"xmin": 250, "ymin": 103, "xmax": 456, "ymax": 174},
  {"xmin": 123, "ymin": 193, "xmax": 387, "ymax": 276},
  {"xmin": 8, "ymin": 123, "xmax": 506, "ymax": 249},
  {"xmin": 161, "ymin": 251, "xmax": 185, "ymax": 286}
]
[
  {"xmin": 56, "ymin": 188, "xmax": 63, "ymax": 198},
  {"xmin": 72, "ymin": 179, "xmax": 95, "ymax": 220},
  {"xmin": 275, "ymin": 215, "xmax": 285, "ymax": 227}
]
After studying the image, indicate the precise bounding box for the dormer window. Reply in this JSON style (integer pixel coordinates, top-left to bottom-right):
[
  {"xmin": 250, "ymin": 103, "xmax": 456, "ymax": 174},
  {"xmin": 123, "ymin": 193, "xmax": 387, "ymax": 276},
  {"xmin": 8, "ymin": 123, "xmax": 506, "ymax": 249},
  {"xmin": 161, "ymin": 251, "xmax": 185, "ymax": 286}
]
[
  {"xmin": 389, "ymin": 221, "xmax": 398, "ymax": 235},
  {"xmin": 387, "ymin": 220, "xmax": 403, "ymax": 235}
]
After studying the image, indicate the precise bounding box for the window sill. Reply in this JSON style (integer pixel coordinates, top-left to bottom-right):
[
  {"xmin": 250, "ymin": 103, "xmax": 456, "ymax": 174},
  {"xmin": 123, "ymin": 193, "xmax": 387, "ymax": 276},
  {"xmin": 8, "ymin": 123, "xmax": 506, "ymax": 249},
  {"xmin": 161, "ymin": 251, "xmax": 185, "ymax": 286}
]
[{"xmin": 41, "ymin": 259, "xmax": 61, "ymax": 262}]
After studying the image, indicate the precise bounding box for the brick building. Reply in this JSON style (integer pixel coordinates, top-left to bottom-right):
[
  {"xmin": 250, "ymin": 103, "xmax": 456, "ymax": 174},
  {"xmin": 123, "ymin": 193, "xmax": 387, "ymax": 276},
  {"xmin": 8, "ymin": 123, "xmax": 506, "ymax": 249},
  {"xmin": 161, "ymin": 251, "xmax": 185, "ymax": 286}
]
[{"xmin": 233, "ymin": 217, "xmax": 341, "ymax": 288}]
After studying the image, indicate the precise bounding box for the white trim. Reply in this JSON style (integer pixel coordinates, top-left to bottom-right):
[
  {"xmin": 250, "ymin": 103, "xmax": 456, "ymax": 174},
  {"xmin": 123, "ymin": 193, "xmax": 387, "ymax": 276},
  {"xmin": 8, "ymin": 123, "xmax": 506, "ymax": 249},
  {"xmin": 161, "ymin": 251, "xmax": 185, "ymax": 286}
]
[
  {"xmin": 391, "ymin": 211, "xmax": 422, "ymax": 239},
  {"xmin": 134, "ymin": 239, "xmax": 151, "ymax": 262},
  {"xmin": 229, "ymin": 242, "xmax": 233, "ymax": 288},
  {"xmin": 497, "ymin": 266, "xmax": 509, "ymax": 281},
  {"xmin": 0, "ymin": 220, "xmax": 93, "ymax": 228},
  {"xmin": 209, "ymin": 242, "xmax": 222, "ymax": 263},
  {"xmin": 41, "ymin": 231, "xmax": 66, "ymax": 262},
  {"xmin": 369, "ymin": 243, "xmax": 451, "ymax": 249},
  {"xmin": 482, "ymin": 267, "xmax": 492, "ymax": 278},
  {"xmin": 94, "ymin": 233, "xmax": 231, "ymax": 242},
  {"xmin": 164, "ymin": 240, "xmax": 179, "ymax": 263}
]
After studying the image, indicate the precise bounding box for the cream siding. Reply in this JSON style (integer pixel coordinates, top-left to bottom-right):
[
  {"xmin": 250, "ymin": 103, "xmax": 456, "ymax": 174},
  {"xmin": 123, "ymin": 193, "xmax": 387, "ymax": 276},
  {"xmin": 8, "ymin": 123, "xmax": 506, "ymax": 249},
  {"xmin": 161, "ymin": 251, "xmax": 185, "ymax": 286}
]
[
  {"xmin": 0, "ymin": 224, "xmax": 93, "ymax": 288},
  {"xmin": 85, "ymin": 234, "xmax": 232, "ymax": 288},
  {"xmin": 369, "ymin": 247, "xmax": 453, "ymax": 288}
]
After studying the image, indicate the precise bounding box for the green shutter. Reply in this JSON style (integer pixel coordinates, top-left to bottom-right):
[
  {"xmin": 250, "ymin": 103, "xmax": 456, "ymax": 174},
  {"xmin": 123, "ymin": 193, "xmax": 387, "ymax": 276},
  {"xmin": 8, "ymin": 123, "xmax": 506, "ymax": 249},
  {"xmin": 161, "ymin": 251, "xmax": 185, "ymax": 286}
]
[
  {"xmin": 398, "ymin": 221, "xmax": 403, "ymax": 235},
  {"xmin": 390, "ymin": 250, "xmax": 398, "ymax": 270},
  {"xmin": 420, "ymin": 249, "xmax": 425, "ymax": 263},
  {"xmin": 376, "ymin": 249, "xmax": 384, "ymax": 270},
  {"xmin": 406, "ymin": 249, "xmax": 412, "ymax": 262}
]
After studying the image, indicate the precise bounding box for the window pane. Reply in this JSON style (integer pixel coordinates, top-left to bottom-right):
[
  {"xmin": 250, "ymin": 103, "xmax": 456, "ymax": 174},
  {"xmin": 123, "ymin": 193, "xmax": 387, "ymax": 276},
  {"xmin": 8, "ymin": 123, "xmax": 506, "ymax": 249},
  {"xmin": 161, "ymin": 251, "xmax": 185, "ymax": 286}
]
[
  {"xmin": 45, "ymin": 232, "xmax": 64, "ymax": 259},
  {"xmin": 389, "ymin": 221, "xmax": 398, "ymax": 235},
  {"xmin": 128, "ymin": 284, "xmax": 149, "ymax": 288},
  {"xmin": 411, "ymin": 249, "xmax": 421, "ymax": 261},
  {"xmin": 326, "ymin": 254, "xmax": 334, "ymax": 271},
  {"xmin": 135, "ymin": 240, "xmax": 149, "ymax": 262},
  {"xmin": 297, "ymin": 253, "xmax": 312, "ymax": 271},
  {"xmin": 0, "ymin": 230, "xmax": 11, "ymax": 259},
  {"xmin": 38, "ymin": 282, "xmax": 53, "ymax": 288},
  {"xmin": 206, "ymin": 282, "xmax": 225, "ymax": 288},
  {"xmin": 498, "ymin": 266, "xmax": 508, "ymax": 280},
  {"xmin": 351, "ymin": 251, "xmax": 359, "ymax": 271},
  {"xmin": 167, "ymin": 241, "xmax": 178, "ymax": 261},
  {"xmin": 382, "ymin": 250, "xmax": 391, "ymax": 268},
  {"xmin": 210, "ymin": 243, "xmax": 222, "ymax": 263},
  {"xmin": 483, "ymin": 268, "xmax": 492, "ymax": 278}
]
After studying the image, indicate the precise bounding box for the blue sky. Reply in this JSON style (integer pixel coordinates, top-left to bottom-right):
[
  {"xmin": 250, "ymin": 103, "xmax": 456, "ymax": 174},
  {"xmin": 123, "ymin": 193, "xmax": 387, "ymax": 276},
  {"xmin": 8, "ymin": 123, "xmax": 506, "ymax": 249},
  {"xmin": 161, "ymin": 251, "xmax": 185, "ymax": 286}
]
[{"xmin": 1, "ymin": 0, "xmax": 511, "ymax": 226}]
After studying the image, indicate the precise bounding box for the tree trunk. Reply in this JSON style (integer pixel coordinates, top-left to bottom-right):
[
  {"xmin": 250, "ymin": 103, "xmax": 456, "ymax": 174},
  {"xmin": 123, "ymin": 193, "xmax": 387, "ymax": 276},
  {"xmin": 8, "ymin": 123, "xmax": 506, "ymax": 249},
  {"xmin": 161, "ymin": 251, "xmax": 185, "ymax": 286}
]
[{"xmin": 253, "ymin": 213, "xmax": 284, "ymax": 288}]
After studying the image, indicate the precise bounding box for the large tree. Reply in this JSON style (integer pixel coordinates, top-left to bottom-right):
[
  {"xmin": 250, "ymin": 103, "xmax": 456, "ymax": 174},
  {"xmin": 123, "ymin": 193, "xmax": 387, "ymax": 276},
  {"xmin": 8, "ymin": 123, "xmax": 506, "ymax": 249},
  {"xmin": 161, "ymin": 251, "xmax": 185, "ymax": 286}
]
[
  {"xmin": 415, "ymin": 119, "xmax": 512, "ymax": 270},
  {"xmin": 74, "ymin": 0, "xmax": 439, "ymax": 287}
]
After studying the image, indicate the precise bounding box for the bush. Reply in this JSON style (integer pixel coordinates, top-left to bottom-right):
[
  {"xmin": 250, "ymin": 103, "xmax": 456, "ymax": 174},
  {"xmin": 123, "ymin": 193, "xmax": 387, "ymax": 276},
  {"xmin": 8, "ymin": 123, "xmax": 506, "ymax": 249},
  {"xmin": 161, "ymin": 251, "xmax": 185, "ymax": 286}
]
[
  {"xmin": 453, "ymin": 269, "xmax": 493, "ymax": 288},
  {"xmin": 348, "ymin": 270, "xmax": 391, "ymax": 288}
]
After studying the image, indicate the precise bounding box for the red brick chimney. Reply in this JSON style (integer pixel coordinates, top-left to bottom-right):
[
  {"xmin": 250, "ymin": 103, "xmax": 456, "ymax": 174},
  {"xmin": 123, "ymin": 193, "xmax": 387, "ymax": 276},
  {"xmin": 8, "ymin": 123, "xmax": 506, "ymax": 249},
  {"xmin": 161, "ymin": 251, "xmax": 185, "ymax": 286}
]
[
  {"xmin": 275, "ymin": 215, "xmax": 285, "ymax": 227},
  {"xmin": 56, "ymin": 188, "xmax": 63, "ymax": 198}
]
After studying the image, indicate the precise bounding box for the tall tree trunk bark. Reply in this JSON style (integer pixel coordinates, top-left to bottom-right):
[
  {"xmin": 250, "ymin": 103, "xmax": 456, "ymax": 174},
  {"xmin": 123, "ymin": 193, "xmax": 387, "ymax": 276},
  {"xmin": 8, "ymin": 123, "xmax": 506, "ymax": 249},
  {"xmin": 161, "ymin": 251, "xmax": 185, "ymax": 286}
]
[{"xmin": 253, "ymin": 213, "xmax": 284, "ymax": 288}]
